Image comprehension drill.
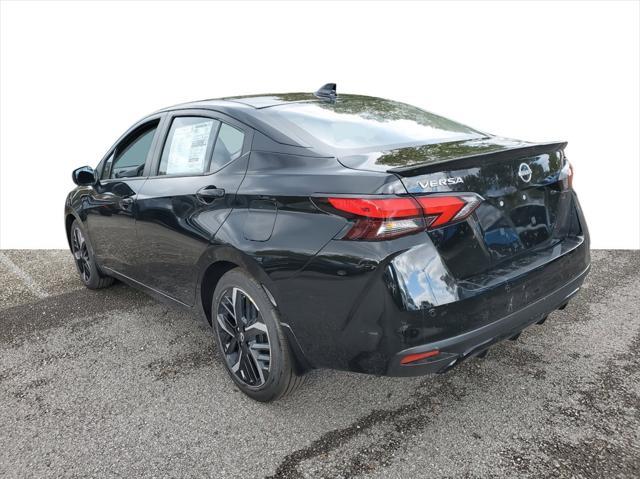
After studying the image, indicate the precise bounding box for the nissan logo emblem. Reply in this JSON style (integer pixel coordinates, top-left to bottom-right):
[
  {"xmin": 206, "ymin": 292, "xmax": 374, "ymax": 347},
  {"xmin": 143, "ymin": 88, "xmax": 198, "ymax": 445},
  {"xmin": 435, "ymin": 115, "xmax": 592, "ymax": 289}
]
[{"xmin": 518, "ymin": 163, "xmax": 532, "ymax": 183}]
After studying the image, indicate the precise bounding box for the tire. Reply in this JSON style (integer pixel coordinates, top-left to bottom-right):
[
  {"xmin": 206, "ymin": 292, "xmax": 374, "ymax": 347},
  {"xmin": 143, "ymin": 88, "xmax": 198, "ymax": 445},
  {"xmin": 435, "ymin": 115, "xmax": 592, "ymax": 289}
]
[
  {"xmin": 69, "ymin": 220, "xmax": 114, "ymax": 290},
  {"xmin": 211, "ymin": 268, "xmax": 305, "ymax": 402}
]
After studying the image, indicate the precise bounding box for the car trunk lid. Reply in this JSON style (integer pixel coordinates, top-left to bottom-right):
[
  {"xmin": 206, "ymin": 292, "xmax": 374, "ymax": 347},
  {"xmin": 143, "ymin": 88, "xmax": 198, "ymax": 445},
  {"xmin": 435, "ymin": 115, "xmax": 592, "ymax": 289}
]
[{"xmin": 338, "ymin": 137, "xmax": 578, "ymax": 279}]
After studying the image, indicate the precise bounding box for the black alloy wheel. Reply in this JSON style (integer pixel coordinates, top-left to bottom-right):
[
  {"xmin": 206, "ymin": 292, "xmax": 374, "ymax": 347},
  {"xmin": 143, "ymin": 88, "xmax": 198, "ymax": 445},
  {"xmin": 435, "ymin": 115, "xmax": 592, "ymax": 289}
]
[
  {"xmin": 71, "ymin": 226, "xmax": 91, "ymax": 283},
  {"xmin": 211, "ymin": 269, "xmax": 305, "ymax": 401},
  {"xmin": 216, "ymin": 287, "xmax": 271, "ymax": 387},
  {"xmin": 69, "ymin": 220, "xmax": 114, "ymax": 290}
]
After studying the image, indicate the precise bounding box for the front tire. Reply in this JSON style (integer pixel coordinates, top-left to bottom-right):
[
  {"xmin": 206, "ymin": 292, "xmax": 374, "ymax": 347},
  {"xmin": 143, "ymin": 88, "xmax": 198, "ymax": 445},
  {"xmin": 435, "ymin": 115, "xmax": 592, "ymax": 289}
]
[
  {"xmin": 211, "ymin": 269, "xmax": 304, "ymax": 402},
  {"xmin": 70, "ymin": 220, "xmax": 114, "ymax": 290}
]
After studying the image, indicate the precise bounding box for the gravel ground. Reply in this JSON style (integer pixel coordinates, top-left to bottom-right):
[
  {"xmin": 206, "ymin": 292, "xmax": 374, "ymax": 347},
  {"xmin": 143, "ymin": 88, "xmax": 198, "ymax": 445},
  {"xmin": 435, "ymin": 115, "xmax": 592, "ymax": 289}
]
[{"xmin": 0, "ymin": 249, "xmax": 638, "ymax": 478}]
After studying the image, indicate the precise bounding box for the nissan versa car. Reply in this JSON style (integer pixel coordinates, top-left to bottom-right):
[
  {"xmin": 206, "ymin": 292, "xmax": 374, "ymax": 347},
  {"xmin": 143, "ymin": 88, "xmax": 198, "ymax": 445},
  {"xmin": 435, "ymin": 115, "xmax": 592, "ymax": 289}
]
[{"xmin": 65, "ymin": 84, "xmax": 590, "ymax": 401}]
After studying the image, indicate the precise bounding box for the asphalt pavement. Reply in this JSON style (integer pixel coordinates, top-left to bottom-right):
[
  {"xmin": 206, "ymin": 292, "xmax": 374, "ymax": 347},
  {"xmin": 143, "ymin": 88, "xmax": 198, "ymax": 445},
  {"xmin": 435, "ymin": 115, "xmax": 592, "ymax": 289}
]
[{"xmin": 0, "ymin": 249, "xmax": 638, "ymax": 478}]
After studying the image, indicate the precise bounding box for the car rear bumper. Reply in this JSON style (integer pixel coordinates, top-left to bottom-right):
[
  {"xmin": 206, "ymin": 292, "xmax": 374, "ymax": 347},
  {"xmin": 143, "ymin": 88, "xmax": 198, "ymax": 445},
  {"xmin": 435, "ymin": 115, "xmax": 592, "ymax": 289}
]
[
  {"xmin": 386, "ymin": 261, "xmax": 589, "ymax": 376},
  {"xmin": 277, "ymin": 234, "xmax": 590, "ymax": 376},
  {"xmin": 275, "ymin": 193, "xmax": 590, "ymax": 376}
]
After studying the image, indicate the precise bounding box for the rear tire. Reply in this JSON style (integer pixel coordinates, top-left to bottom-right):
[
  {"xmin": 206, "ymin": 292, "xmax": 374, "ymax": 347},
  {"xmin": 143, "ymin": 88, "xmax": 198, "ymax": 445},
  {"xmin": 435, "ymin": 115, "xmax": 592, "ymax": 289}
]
[
  {"xmin": 211, "ymin": 268, "xmax": 305, "ymax": 402},
  {"xmin": 70, "ymin": 220, "xmax": 114, "ymax": 290}
]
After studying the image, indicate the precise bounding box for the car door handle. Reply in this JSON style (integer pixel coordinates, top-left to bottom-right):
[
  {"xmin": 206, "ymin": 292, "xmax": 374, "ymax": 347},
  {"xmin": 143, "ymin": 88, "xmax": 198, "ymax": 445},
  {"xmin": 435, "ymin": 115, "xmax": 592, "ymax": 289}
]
[{"xmin": 197, "ymin": 186, "xmax": 225, "ymax": 202}]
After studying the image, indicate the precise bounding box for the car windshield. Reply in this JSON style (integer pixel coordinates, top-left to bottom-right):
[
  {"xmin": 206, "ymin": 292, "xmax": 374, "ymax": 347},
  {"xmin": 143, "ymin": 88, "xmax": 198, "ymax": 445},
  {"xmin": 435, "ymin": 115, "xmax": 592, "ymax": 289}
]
[{"xmin": 262, "ymin": 96, "xmax": 484, "ymax": 150}]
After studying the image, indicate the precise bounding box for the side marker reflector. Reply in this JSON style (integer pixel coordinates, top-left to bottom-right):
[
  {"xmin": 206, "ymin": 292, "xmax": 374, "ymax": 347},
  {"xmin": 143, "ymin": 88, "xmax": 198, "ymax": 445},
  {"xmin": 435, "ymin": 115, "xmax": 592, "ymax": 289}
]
[{"xmin": 400, "ymin": 350, "xmax": 440, "ymax": 365}]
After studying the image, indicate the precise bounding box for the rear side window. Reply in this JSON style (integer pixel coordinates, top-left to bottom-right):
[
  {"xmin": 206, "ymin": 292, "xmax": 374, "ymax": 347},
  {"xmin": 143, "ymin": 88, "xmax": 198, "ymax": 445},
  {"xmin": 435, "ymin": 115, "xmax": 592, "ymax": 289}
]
[
  {"xmin": 109, "ymin": 125, "xmax": 158, "ymax": 179},
  {"xmin": 158, "ymin": 117, "xmax": 219, "ymax": 176},
  {"xmin": 210, "ymin": 123, "xmax": 245, "ymax": 172}
]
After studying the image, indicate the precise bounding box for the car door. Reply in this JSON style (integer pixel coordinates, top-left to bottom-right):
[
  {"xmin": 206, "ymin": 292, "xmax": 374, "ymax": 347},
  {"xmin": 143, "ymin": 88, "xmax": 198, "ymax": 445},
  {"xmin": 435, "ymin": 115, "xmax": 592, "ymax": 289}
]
[
  {"xmin": 135, "ymin": 110, "xmax": 252, "ymax": 305},
  {"xmin": 85, "ymin": 116, "xmax": 164, "ymax": 277}
]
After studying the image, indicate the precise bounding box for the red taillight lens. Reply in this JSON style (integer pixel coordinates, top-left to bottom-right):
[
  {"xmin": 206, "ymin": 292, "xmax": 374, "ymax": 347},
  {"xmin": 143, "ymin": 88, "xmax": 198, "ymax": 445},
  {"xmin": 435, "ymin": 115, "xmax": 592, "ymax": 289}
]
[
  {"xmin": 559, "ymin": 159, "xmax": 573, "ymax": 190},
  {"xmin": 319, "ymin": 193, "xmax": 483, "ymax": 240},
  {"xmin": 327, "ymin": 197, "xmax": 425, "ymax": 240},
  {"xmin": 416, "ymin": 196, "xmax": 465, "ymax": 228},
  {"xmin": 327, "ymin": 197, "xmax": 420, "ymax": 219},
  {"xmin": 417, "ymin": 193, "xmax": 483, "ymax": 228}
]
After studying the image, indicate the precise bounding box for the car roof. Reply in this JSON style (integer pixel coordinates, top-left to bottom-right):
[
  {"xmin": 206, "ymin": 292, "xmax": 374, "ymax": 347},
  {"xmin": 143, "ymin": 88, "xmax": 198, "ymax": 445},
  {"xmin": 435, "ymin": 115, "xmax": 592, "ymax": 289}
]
[
  {"xmin": 158, "ymin": 92, "xmax": 350, "ymax": 113},
  {"xmin": 223, "ymin": 93, "xmax": 323, "ymax": 109},
  {"xmin": 152, "ymin": 92, "xmax": 485, "ymax": 157},
  {"xmin": 153, "ymin": 93, "xmax": 326, "ymax": 149},
  {"xmin": 154, "ymin": 92, "xmax": 371, "ymax": 152}
]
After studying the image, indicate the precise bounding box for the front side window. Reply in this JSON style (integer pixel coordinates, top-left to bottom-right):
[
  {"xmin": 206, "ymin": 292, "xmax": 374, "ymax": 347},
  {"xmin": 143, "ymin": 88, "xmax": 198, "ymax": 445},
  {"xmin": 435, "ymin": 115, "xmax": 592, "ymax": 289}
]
[
  {"xmin": 110, "ymin": 125, "xmax": 158, "ymax": 179},
  {"xmin": 210, "ymin": 123, "xmax": 245, "ymax": 172},
  {"xmin": 158, "ymin": 117, "xmax": 219, "ymax": 176}
]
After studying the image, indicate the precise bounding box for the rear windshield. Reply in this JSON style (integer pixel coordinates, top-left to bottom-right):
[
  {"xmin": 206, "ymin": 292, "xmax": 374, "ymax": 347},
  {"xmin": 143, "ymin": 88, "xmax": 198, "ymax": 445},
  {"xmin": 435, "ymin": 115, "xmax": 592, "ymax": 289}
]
[{"xmin": 261, "ymin": 96, "xmax": 483, "ymax": 150}]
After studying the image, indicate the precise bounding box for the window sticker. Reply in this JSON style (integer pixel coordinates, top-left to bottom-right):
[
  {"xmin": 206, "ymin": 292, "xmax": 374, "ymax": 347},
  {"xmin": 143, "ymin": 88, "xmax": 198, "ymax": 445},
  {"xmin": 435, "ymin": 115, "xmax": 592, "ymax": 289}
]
[{"xmin": 165, "ymin": 120, "xmax": 213, "ymax": 175}]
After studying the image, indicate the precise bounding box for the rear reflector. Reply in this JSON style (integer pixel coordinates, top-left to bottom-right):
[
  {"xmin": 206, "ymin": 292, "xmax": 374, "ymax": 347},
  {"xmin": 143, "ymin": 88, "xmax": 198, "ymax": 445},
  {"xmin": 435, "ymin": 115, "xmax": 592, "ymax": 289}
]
[
  {"xmin": 400, "ymin": 350, "xmax": 440, "ymax": 365},
  {"xmin": 318, "ymin": 193, "xmax": 483, "ymax": 240}
]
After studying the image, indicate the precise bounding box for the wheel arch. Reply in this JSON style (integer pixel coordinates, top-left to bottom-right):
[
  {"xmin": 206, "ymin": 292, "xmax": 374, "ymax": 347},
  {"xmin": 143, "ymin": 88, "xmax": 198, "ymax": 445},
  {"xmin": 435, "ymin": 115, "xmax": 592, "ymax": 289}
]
[
  {"xmin": 196, "ymin": 245, "xmax": 277, "ymax": 324},
  {"xmin": 196, "ymin": 245, "xmax": 312, "ymax": 374},
  {"xmin": 64, "ymin": 209, "xmax": 82, "ymax": 250}
]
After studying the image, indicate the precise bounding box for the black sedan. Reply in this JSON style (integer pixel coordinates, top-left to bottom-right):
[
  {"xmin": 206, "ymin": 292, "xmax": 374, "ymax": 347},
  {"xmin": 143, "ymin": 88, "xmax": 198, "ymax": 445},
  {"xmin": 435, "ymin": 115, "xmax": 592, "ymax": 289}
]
[{"xmin": 65, "ymin": 84, "xmax": 590, "ymax": 401}]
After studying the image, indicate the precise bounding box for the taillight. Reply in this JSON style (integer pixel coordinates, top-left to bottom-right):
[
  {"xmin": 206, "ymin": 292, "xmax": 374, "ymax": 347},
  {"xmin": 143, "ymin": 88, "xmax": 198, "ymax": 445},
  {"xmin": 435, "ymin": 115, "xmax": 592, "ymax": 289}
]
[
  {"xmin": 560, "ymin": 160, "xmax": 574, "ymax": 190},
  {"xmin": 556, "ymin": 151, "xmax": 575, "ymax": 190},
  {"xmin": 317, "ymin": 193, "xmax": 483, "ymax": 240},
  {"xmin": 416, "ymin": 194, "xmax": 483, "ymax": 229},
  {"xmin": 327, "ymin": 197, "xmax": 425, "ymax": 240},
  {"xmin": 327, "ymin": 197, "xmax": 420, "ymax": 219}
]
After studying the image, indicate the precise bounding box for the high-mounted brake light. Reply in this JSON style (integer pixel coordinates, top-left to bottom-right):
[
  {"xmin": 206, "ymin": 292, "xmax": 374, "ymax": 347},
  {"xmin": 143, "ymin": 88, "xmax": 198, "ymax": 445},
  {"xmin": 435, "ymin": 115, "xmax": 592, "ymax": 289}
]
[{"xmin": 319, "ymin": 193, "xmax": 483, "ymax": 240}]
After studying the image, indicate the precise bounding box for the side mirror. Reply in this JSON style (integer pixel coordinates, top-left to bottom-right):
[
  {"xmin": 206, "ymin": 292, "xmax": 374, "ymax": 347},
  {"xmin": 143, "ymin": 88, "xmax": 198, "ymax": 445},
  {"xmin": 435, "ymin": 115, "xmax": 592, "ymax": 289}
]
[{"xmin": 72, "ymin": 166, "xmax": 97, "ymax": 186}]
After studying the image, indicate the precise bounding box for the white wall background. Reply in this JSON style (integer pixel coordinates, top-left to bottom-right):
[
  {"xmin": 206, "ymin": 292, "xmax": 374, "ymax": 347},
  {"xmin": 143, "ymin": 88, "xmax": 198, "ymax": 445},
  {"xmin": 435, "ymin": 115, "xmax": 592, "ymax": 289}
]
[{"xmin": 1, "ymin": 0, "xmax": 638, "ymax": 249}]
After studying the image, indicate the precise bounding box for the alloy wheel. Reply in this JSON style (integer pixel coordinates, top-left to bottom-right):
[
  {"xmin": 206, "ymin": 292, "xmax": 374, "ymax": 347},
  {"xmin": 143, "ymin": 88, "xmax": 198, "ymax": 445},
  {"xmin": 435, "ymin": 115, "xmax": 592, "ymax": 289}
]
[
  {"xmin": 216, "ymin": 287, "xmax": 271, "ymax": 387},
  {"xmin": 71, "ymin": 227, "xmax": 91, "ymax": 283}
]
